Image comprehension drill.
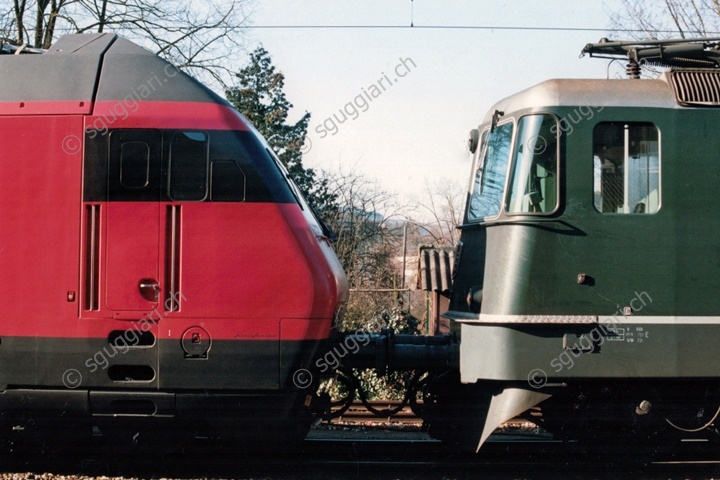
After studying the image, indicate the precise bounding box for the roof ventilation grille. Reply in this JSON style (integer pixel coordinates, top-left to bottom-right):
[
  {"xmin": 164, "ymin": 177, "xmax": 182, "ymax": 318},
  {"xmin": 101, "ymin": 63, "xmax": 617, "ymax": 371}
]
[{"xmin": 669, "ymin": 68, "xmax": 720, "ymax": 106}]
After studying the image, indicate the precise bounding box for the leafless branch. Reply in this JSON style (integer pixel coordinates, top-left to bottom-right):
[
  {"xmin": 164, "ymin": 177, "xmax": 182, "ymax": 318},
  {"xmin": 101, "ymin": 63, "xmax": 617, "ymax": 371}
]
[{"xmin": 1, "ymin": 0, "xmax": 255, "ymax": 90}]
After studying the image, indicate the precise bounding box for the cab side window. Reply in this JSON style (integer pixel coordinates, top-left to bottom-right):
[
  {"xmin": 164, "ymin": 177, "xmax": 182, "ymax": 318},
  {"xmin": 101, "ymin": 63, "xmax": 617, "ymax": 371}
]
[
  {"xmin": 593, "ymin": 122, "xmax": 660, "ymax": 214},
  {"xmin": 210, "ymin": 160, "xmax": 246, "ymax": 201},
  {"xmin": 506, "ymin": 114, "xmax": 559, "ymax": 214},
  {"xmin": 169, "ymin": 131, "xmax": 209, "ymax": 201}
]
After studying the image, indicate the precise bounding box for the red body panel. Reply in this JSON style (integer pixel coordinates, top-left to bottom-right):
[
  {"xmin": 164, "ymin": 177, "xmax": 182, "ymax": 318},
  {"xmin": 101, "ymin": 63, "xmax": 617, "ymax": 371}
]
[
  {"xmin": 0, "ymin": 100, "xmax": 92, "ymax": 115},
  {"xmin": 88, "ymin": 101, "xmax": 251, "ymax": 132},
  {"xmin": 0, "ymin": 115, "xmax": 83, "ymax": 335}
]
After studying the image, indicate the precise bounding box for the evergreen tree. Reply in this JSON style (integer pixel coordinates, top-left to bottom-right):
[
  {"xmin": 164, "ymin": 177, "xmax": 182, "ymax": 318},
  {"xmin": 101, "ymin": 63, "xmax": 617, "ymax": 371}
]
[{"xmin": 226, "ymin": 46, "xmax": 335, "ymax": 215}]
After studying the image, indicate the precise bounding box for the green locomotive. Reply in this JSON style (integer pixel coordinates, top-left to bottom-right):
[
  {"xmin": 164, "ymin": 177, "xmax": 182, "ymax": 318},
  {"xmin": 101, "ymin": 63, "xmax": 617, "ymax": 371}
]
[{"xmin": 435, "ymin": 38, "xmax": 720, "ymax": 451}]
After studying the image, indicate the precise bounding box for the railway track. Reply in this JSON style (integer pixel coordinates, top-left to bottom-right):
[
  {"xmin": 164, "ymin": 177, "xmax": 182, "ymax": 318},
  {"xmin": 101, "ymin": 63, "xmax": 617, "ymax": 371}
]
[
  {"xmin": 329, "ymin": 400, "xmax": 538, "ymax": 430},
  {"xmin": 1, "ymin": 403, "xmax": 718, "ymax": 479},
  {"xmin": 1, "ymin": 430, "xmax": 719, "ymax": 479},
  {"xmin": 331, "ymin": 399, "xmax": 422, "ymax": 425}
]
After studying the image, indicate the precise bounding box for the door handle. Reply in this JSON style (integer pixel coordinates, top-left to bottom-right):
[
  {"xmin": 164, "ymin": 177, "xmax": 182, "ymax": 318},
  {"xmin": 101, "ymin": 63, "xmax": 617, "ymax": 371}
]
[{"xmin": 138, "ymin": 278, "xmax": 160, "ymax": 302}]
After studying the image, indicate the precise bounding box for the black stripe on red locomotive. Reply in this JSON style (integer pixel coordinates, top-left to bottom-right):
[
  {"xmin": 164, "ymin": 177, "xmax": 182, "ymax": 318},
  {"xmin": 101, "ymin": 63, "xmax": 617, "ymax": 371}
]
[{"xmin": 83, "ymin": 129, "xmax": 297, "ymax": 204}]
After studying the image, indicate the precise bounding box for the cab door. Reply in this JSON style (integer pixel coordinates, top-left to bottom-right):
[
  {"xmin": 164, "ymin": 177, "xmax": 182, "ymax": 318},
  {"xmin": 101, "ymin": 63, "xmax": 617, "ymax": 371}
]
[{"xmin": 105, "ymin": 130, "xmax": 163, "ymax": 312}]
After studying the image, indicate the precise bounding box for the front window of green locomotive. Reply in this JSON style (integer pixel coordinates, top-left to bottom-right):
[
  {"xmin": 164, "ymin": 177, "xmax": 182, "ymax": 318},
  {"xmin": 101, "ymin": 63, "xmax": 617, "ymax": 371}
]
[
  {"xmin": 467, "ymin": 121, "xmax": 514, "ymax": 221},
  {"xmin": 505, "ymin": 114, "xmax": 559, "ymax": 214},
  {"xmin": 593, "ymin": 122, "xmax": 660, "ymax": 214}
]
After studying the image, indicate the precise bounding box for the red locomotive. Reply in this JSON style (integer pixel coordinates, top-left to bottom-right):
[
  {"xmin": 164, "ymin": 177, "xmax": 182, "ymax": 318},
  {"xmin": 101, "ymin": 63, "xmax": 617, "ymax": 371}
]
[{"xmin": 0, "ymin": 33, "xmax": 347, "ymax": 447}]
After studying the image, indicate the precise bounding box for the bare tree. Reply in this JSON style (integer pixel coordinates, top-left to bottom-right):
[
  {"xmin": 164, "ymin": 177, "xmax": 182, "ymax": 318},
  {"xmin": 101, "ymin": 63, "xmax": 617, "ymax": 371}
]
[
  {"xmin": 321, "ymin": 166, "xmax": 408, "ymax": 291},
  {"xmin": 317, "ymin": 169, "xmax": 433, "ymax": 402},
  {"xmin": 2, "ymin": 0, "xmax": 254, "ymax": 88},
  {"xmin": 609, "ymin": 0, "xmax": 720, "ymax": 39},
  {"xmin": 408, "ymin": 178, "xmax": 465, "ymax": 247},
  {"xmin": 8, "ymin": 0, "xmax": 62, "ymax": 47}
]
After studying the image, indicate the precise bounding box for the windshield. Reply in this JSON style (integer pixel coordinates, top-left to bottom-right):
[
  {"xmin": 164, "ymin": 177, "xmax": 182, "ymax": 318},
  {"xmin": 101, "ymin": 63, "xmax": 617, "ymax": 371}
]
[{"xmin": 467, "ymin": 121, "xmax": 514, "ymax": 221}]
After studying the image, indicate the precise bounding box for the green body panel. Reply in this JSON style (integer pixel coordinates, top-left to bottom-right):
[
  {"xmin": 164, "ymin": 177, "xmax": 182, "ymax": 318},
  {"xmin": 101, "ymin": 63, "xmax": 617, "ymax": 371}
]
[{"xmin": 462, "ymin": 323, "xmax": 720, "ymax": 381}]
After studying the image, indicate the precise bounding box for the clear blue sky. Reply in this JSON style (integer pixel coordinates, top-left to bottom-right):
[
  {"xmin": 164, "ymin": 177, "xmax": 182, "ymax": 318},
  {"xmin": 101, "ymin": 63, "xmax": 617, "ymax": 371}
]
[{"xmin": 245, "ymin": 1, "xmax": 625, "ymax": 204}]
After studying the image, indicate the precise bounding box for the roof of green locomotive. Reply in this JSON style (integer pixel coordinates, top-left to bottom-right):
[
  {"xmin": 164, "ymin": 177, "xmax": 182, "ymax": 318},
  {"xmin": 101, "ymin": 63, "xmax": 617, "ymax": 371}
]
[{"xmin": 482, "ymin": 75, "xmax": 681, "ymax": 124}]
